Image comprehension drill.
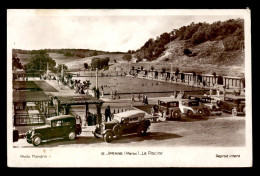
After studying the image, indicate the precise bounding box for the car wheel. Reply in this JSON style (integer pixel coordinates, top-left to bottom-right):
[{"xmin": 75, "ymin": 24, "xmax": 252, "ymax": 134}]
[
  {"xmin": 171, "ymin": 111, "xmax": 181, "ymax": 121},
  {"xmin": 104, "ymin": 131, "xmax": 113, "ymax": 143},
  {"xmin": 204, "ymin": 109, "xmax": 210, "ymax": 116},
  {"xmin": 232, "ymin": 108, "xmax": 238, "ymax": 116},
  {"xmin": 137, "ymin": 126, "xmax": 147, "ymax": 136},
  {"xmin": 113, "ymin": 125, "xmax": 122, "ymax": 137},
  {"xmin": 187, "ymin": 110, "xmax": 193, "ymax": 118},
  {"xmin": 67, "ymin": 131, "xmax": 76, "ymax": 140},
  {"xmin": 216, "ymin": 113, "xmax": 222, "ymax": 116},
  {"xmin": 32, "ymin": 135, "xmax": 42, "ymax": 146}
]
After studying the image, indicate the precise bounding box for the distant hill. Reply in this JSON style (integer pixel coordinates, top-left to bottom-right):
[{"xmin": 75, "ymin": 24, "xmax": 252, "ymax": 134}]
[{"xmin": 13, "ymin": 49, "xmax": 126, "ymax": 71}]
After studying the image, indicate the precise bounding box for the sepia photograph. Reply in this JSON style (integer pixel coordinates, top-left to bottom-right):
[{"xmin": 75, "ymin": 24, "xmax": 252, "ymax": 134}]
[{"xmin": 7, "ymin": 9, "xmax": 252, "ymax": 167}]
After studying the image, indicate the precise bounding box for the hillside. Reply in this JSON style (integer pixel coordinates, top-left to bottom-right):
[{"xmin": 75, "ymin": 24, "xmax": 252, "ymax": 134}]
[{"xmin": 129, "ymin": 18, "xmax": 245, "ymax": 77}]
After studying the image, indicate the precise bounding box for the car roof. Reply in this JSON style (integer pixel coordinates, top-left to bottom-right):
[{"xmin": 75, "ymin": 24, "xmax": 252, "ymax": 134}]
[
  {"xmin": 158, "ymin": 97, "xmax": 180, "ymax": 103},
  {"xmin": 181, "ymin": 99, "xmax": 198, "ymax": 102},
  {"xmin": 189, "ymin": 95, "xmax": 211, "ymax": 99},
  {"xmin": 225, "ymin": 95, "xmax": 245, "ymax": 100},
  {"xmin": 113, "ymin": 110, "xmax": 145, "ymax": 118},
  {"xmin": 47, "ymin": 115, "xmax": 75, "ymax": 121}
]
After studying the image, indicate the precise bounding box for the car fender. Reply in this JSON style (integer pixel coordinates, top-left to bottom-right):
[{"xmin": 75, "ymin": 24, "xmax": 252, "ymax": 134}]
[
  {"xmin": 102, "ymin": 129, "xmax": 114, "ymax": 135},
  {"xmin": 31, "ymin": 133, "xmax": 44, "ymax": 140}
]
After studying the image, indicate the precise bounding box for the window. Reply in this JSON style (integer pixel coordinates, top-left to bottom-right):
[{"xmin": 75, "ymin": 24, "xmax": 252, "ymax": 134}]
[
  {"xmin": 188, "ymin": 101, "xmax": 199, "ymax": 106},
  {"xmin": 169, "ymin": 102, "xmax": 178, "ymax": 107},
  {"xmin": 52, "ymin": 120, "xmax": 62, "ymax": 127},
  {"xmin": 159, "ymin": 101, "xmax": 166, "ymax": 106},
  {"xmin": 202, "ymin": 98, "xmax": 211, "ymax": 103},
  {"xmin": 129, "ymin": 117, "xmax": 139, "ymax": 122},
  {"xmin": 62, "ymin": 119, "xmax": 71, "ymax": 126}
]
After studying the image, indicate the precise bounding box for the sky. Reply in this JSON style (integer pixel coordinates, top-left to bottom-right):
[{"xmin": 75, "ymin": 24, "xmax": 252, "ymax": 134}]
[{"xmin": 7, "ymin": 9, "xmax": 246, "ymax": 52}]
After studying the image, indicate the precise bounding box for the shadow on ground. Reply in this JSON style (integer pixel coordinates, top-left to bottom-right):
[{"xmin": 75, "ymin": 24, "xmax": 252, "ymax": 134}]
[
  {"xmin": 19, "ymin": 131, "xmax": 182, "ymax": 147},
  {"xmin": 107, "ymin": 132, "xmax": 183, "ymax": 144}
]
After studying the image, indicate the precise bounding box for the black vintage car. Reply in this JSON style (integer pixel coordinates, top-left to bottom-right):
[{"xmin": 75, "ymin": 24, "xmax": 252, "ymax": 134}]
[
  {"xmin": 218, "ymin": 95, "xmax": 245, "ymax": 116},
  {"xmin": 25, "ymin": 115, "xmax": 82, "ymax": 146},
  {"xmin": 93, "ymin": 110, "xmax": 151, "ymax": 143}
]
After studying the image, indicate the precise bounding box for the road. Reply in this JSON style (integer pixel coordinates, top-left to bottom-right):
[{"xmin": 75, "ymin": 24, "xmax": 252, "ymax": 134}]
[{"xmin": 13, "ymin": 112, "xmax": 245, "ymax": 148}]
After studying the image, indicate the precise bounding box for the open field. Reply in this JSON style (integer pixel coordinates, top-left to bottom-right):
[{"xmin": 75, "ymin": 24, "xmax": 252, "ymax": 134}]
[{"xmin": 72, "ymin": 75, "xmax": 207, "ymax": 98}]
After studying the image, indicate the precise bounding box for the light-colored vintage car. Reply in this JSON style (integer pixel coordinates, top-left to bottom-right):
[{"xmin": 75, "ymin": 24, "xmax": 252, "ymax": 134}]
[
  {"xmin": 93, "ymin": 110, "xmax": 151, "ymax": 143},
  {"xmin": 179, "ymin": 99, "xmax": 204, "ymax": 118}
]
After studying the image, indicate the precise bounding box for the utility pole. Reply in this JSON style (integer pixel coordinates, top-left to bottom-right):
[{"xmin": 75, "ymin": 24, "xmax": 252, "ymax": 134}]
[
  {"xmin": 96, "ymin": 68, "xmax": 98, "ymax": 89},
  {"xmin": 47, "ymin": 62, "xmax": 49, "ymax": 76},
  {"xmin": 61, "ymin": 64, "xmax": 64, "ymax": 78}
]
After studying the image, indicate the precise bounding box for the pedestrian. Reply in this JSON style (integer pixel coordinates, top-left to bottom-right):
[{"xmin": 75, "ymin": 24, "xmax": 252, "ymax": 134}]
[
  {"xmin": 145, "ymin": 94, "xmax": 148, "ymax": 105},
  {"xmin": 209, "ymin": 89, "xmax": 213, "ymax": 96},
  {"xmin": 76, "ymin": 115, "xmax": 82, "ymax": 126},
  {"xmin": 131, "ymin": 93, "xmax": 135, "ymax": 102},
  {"xmin": 105, "ymin": 106, "xmax": 111, "ymax": 122},
  {"xmin": 203, "ymin": 80, "xmax": 206, "ymax": 87},
  {"xmin": 217, "ymin": 89, "xmax": 220, "ymax": 97},
  {"xmin": 151, "ymin": 106, "xmax": 155, "ymax": 116}
]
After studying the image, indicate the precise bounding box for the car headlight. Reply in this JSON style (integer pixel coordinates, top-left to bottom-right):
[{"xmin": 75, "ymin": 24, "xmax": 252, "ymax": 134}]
[
  {"xmin": 101, "ymin": 123, "xmax": 105, "ymax": 130},
  {"xmin": 197, "ymin": 109, "xmax": 202, "ymax": 114}
]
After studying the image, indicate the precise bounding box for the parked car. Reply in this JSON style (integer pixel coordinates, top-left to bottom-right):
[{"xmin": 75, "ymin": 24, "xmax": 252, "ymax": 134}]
[
  {"xmin": 25, "ymin": 115, "xmax": 82, "ymax": 146},
  {"xmin": 188, "ymin": 95, "xmax": 222, "ymax": 116},
  {"xmin": 157, "ymin": 97, "xmax": 182, "ymax": 120},
  {"xmin": 93, "ymin": 110, "xmax": 151, "ymax": 143},
  {"xmin": 179, "ymin": 99, "xmax": 204, "ymax": 118},
  {"xmin": 218, "ymin": 95, "xmax": 245, "ymax": 116}
]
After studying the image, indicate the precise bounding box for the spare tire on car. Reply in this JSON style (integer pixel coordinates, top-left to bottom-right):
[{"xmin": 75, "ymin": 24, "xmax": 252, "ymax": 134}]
[{"xmin": 113, "ymin": 124, "xmax": 122, "ymax": 137}]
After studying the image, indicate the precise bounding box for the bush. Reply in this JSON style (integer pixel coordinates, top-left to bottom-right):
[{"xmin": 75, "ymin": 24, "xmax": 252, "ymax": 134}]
[{"xmin": 184, "ymin": 49, "xmax": 192, "ymax": 55}]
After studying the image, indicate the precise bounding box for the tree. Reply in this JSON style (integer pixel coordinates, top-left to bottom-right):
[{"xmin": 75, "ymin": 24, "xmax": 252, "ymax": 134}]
[
  {"xmin": 91, "ymin": 57, "xmax": 110, "ymax": 70},
  {"xmin": 84, "ymin": 63, "xmax": 89, "ymax": 69},
  {"xmin": 25, "ymin": 53, "xmax": 56, "ymax": 72},
  {"xmin": 92, "ymin": 51, "xmax": 98, "ymax": 56},
  {"xmin": 57, "ymin": 64, "xmax": 68, "ymax": 73},
  {"xmin": 122, "ymin": 54, "xmax": 132, "ymax": 62}
]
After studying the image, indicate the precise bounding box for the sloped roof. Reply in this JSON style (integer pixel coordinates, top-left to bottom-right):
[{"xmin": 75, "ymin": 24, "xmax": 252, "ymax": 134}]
[
  {"xmin": 13, "ymin": 91, "xmax": 51, "ymax": 103},
  {"xmin": 48, "ymin": 92, "xmax": 104, "ymax": 105},
  {"xmin": 13, "ymin": 81, "xmax": 41, "ymax": 90}
]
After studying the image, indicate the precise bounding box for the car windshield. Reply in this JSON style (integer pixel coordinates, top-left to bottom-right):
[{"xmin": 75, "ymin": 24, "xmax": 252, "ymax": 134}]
[
  {"xmin": 201, "ymin": 98, "xmax": 211, "ymax": 103},
  {"xmin": 113, "ymin": 115, "xmax": 122, "ymax": 122},
  {"xmin": 45, "ymin": 119, "xmax": 51, "ymax": 126}
]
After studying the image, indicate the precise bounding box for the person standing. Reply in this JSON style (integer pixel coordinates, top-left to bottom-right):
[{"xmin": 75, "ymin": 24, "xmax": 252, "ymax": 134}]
[
  {"xmin": 217, "ymin": 89, "xmax": 220, "ymax": 97},
  {"xmin": 131, "ymin": 93, "xmax": 135, "ymax": 102},
  {"xmin": 105, "ymin": 106, "xmax": 111, "ymax": 122},
  {"xmin": 145, "ymin": 94, "xmax": 148, "ymax": 105},
  {"xmin": 209, "ymin": 89, "xmax": 213, "ymax": 96}
]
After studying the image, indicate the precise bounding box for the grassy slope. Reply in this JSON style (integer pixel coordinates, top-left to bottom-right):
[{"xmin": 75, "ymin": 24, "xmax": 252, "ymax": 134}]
[{"xmin": 129, "ymin": 39, "xmax": 245, "ymax": 77}]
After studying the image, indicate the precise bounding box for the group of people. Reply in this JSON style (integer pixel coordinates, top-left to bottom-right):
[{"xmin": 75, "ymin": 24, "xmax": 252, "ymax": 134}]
[
  {"xmin": 131, "ymin": 93, "xmax": 149, "ymax": 105},
  {"xmin": 74, "ymin": 79, "xmax": 85, "ymax": 94}
]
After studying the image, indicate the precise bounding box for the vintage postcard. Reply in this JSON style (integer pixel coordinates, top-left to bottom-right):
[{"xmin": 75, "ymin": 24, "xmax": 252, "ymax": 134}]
[{"xmin": 7, "ymin": 9, "xmax": 252, "ymax": 167}]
